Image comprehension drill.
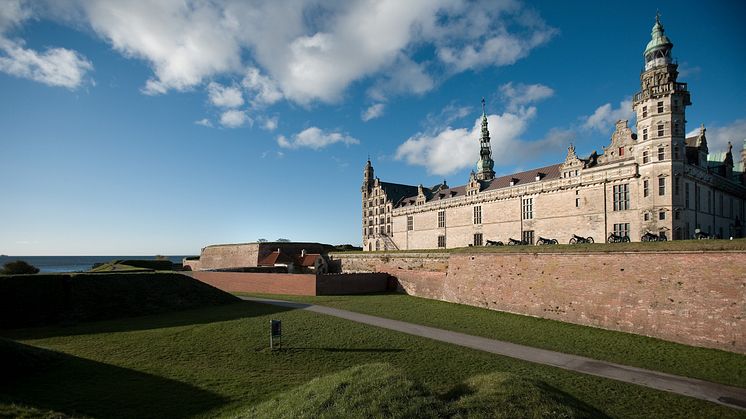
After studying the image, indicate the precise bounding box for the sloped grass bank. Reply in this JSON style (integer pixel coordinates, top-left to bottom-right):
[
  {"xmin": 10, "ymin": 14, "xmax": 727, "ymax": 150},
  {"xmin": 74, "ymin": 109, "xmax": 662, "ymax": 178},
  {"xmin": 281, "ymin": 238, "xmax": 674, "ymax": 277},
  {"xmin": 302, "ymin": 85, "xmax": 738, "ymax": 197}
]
[
  {"xmin": 243, "ymin": 293, "xmax": 746, "ymax": 389},
  {"xmin": 242, "ymin": 363, "xmax": 604, "ymax": 418},
  {"xmin": 1, "ymin": 301, "xmax": 743, "ymax": 418},
  {"xmin": 0, "ymin": 273, "xmax": 239, "ymax": 328}
]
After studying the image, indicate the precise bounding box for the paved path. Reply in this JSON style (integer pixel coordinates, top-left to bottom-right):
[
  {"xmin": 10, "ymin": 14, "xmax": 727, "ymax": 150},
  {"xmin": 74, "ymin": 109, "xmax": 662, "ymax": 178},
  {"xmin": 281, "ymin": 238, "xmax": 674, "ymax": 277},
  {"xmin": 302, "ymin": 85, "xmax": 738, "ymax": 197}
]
[{"xmin": 240, "ymin": 296, "xmax": 746, "ymax": 412}]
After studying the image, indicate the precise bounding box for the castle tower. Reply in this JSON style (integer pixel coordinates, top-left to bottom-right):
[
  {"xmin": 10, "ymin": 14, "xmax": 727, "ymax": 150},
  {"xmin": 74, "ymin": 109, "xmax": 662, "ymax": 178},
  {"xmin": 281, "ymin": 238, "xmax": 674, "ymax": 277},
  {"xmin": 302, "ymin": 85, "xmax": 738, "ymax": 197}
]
[
  {"xmin": 362, "ymin": 157, "xmax": 374, "ymax": 193},
  {"xmin": 475, "ymin": 98, "xmax": 495, "ymax": 181},
  {"xmin": 633, "ymin": 13, "xmax": 690, "ymax": 239}
]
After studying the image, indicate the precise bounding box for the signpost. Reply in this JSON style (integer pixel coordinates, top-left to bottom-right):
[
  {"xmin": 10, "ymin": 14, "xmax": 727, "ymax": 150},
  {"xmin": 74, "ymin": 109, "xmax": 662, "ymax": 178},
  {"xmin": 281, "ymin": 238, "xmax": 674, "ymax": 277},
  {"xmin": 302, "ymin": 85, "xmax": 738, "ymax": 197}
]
[{"xmin": 270, "ymin": 319, "xmax": 282, "ymax": 350}]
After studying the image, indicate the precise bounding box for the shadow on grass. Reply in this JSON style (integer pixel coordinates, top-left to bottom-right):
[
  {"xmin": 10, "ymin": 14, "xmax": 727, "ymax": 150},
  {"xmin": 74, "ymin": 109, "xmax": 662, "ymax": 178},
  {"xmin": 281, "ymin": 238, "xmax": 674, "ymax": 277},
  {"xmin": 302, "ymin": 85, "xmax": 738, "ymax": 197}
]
[
  {"xmin": 274, "ymin": 347, "xmax": 405, "ymax": 353},
  {"xmin": 1, "ymin": 301, "xmax": 296, "ymax": 340},
  {"xmin": 0, "ymin": 340, "xmax": 226, "ymax": 419}
]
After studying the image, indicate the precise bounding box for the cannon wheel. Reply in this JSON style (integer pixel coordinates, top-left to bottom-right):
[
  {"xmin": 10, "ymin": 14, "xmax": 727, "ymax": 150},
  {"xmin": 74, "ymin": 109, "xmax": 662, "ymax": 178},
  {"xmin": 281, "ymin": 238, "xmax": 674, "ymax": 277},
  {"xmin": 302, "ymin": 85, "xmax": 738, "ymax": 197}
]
[
  {"xmin": 569, "ymin": 237, "xmax": 577, "ymax": 244},
  {"xmin": 551, "ymin": 239, "xmax": 558, "ymax": 244},
  {"xmin": 587, "ymin": 237, "xmax": 594, "ymax": 244},
  {"xmin": 623, "ymin": 236, "xmax": 630, "ymax": 242},
  {"xmin": 607, "ymin": 234, "xmax": 615, "ymax": 243},
  {"xmin": 314, "ymin": 256, "xmax": 329, "ymax": 274}
]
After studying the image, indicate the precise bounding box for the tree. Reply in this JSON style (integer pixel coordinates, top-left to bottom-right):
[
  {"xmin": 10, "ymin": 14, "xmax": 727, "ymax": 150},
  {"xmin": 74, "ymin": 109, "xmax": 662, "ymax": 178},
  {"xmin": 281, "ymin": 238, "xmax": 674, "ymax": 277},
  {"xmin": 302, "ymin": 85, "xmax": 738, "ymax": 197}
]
[
  {"xmin": 276, "ymin": 238, "xmax": 291, "ymax": 242},
  {"xmin": 257, "ymin": 238, "xmax": 268, "ymax": 243},
  {"xmin": 1, "ymin": 260, "xmax": 40, "ymax": 275}
]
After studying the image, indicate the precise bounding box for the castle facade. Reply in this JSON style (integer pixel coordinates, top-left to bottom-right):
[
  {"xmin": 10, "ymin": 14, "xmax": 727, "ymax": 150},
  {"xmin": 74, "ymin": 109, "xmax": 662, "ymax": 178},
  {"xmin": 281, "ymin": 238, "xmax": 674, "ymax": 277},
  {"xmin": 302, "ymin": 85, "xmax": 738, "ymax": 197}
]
[{"xmin": 362, "ymin": 16, "xmax": 745, "ymax": 251}]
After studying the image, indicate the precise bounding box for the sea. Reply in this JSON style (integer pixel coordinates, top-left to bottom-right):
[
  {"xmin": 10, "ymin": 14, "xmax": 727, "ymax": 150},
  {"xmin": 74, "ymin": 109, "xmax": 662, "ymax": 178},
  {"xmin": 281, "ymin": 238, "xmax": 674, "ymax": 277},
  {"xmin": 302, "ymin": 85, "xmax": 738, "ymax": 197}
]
[{"xmin": 0, "ymin": 255, "xmax": 193, "ymax": 273}]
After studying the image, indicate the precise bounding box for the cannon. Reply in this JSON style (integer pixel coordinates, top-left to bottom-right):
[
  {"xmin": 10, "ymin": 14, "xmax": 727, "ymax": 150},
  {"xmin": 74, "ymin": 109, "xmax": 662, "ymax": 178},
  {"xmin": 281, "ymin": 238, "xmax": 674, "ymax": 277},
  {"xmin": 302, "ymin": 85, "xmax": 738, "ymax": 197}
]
[
  {"xmin": 536, "ymin": 237, "xmax": 558, "ymax": 245},
  {"xmin": 569, "ymin": 234, "xmax": 594, "ymax": 244},
  {"xmin": 608, "ymin": 233, "xmax": 631, "ymax": 243}
]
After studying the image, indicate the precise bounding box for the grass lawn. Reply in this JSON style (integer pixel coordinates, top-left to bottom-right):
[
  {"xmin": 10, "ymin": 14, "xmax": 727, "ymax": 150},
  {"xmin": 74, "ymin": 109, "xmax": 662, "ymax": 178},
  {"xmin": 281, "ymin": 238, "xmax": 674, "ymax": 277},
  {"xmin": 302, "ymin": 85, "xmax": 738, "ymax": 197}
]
[
  {"xmin": 334, "ymin": 238, "xmax": 746, "ymax": 254},
  {"xmin": 1, "ymin": 300, "xmax": 744, "ymax": 418},
  {"xmin": 241, "ymin": 293, "xmax": 746, "ymax": 389}
]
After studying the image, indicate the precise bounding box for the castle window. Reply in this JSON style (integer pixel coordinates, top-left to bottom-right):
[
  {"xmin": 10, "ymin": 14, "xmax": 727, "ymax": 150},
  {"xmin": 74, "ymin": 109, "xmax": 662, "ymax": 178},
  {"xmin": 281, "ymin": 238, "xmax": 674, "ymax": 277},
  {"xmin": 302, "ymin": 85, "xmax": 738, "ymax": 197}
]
[
  {"xmin": 644, "ymin": 212, "xmax": 650, "ymax": 221},
  {"xmin": 387, "ymin": 216, "xmax": 390, "ymax": 224},
  {"xmin": 674, "ymin": 146, "xmax": 680, "ymax": 160},
  {"xmin": 674, "ymin": 121, "xmax": 680, "ymax": 135},
  {"xmin": 659, "ymin": 211, "xmax": 666, "ymax": 220},
  {"xmin": 675, "ymin": 210, "xmax": 681, "ymax": 220},
  {"xmin": 657, "ymin": 123, "xmax": 664, "ymax": 137},
  {"xmin": 657, "ymin": 147, "xmax": 665, "ymax": 161},
  {"xmin": 407, "ymin": 216, "xmax": 413, "ymax": 231},
  {"xmin": 643, "ymin": 128, "xmax": 648, "ymax": 141},
  {"xmin": 613, "ymin": 223, "xmax": 630, "ymax": 238},
  {"xmin": 618, "ymin": 147, "xmax": 624, "ymax": 156},
  {"xmin": 438, "ymin": 210, "xmax": 446, "ymax": 228},
  {"xmin": 675, "ymin": 177, "xmax": 680, "ymax": 196},
  {"xmin": 642, "ymin": 106, "xmax": 647, "ymax": 118},
  {"xmin": 368, "ymin": 227, "xmax": 372, "ymax": 235},
  {"xmin": 658, "ymin": 178, "xmax": 666, "ymax": 196},
  {"xmin": 473, "ymin": 233, "xmax": 483, "ymax": 246},
  {"xmin": 522, "ymin": 230, "xmax": 534, "ymax": 245},
  {"xmin": 387, "ymin": 225, "xmax": 391, "ymax": 234},
  {"xmin": 522, "ymin": 198, "xmax": 533, "ymax": 220},
  {"xmin": 575, "ymin": 198, "xmax": 580, "ymax": 208},
  {"xmin": 473, "ymin": 206, "xmax": 482, "ymax": 224},
  {"xmin": 643, "ymin": 180, "xmax": 649, "ymax": 197},
  {"xmin": 438, "ymin": 235, "xmax": 446, "ymax": 248},
  {"xmin": 657, "ymin": 101, "xmax": 664, "ymax": 113},
  {"xmin": 613, "ymin": 184, "xmax": 629, "ymax": 211},
  {"xmin": 643, "ymin": 150, "xmax": 649, "ymax": 163},
  {"xmin": 685, "ymin": 183, "xmax": 690, "ymax": 209}
]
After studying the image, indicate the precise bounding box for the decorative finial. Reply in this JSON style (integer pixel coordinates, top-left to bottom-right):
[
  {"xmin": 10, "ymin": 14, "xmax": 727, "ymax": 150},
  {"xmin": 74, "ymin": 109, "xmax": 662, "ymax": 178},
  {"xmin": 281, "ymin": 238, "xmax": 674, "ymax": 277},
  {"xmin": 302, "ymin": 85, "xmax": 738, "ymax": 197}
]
[
  {"xmin": 481, "ymin": 97, "xmax": 486, "ymax": 115},
  {"xmin": 656, "ymin": 9, "xmax": 661, "ymax": 24},
  {"xmin": 728, "ymin": 141, "xmax": 733, "ymax": 152}
]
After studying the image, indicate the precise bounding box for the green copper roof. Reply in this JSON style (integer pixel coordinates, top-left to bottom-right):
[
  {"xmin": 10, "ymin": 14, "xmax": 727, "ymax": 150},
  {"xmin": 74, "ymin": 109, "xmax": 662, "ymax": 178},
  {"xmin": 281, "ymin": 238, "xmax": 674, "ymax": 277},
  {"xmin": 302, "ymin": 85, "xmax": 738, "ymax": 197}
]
[{"xmin": 644, "ymin": 15, "xmax": 672, "ymax": 56}]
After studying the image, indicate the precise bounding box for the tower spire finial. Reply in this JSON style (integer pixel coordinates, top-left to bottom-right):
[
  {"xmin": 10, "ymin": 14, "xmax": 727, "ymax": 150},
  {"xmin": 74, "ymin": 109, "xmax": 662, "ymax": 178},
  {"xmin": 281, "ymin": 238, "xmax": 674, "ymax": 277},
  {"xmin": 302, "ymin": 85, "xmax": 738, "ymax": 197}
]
[{"xmin": 481, "ymin": 97, "xmax": 486, "ymax": 116}]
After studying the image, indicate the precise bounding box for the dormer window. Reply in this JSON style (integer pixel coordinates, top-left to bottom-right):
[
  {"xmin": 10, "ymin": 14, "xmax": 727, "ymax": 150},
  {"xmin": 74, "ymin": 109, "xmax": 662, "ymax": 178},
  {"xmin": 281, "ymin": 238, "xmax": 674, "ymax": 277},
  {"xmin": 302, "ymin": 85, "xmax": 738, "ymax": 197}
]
[
  {"xmin": 535, "ymin": 172, "xmax": 545, "ymax": 181},
  {"xmin": 509, "ymin": 178, "xmax": 518, "ymax": 186}
]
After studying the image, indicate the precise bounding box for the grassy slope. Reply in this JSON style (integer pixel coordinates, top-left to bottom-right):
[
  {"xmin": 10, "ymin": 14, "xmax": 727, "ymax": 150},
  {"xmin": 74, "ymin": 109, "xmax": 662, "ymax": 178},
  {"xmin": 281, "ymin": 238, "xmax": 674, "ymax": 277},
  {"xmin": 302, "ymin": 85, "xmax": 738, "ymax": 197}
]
[
  {"xmin": 1, "ymin": 302, "xmax": 743, "ymax": 418},
  {"xmin": 334, "ymin": 238, "xmax": 746, "ymax": 254},
  {"xmin": 242, "ymin": 293, "xmax": 746, "ymax": 389}
]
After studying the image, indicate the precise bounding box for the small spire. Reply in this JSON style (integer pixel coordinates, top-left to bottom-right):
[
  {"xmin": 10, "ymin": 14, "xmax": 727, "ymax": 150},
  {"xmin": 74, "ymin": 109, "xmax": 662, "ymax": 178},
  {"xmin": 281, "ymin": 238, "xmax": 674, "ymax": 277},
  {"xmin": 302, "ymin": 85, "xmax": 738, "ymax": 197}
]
[
  {"xmin": 481, "ymin": 97, "xmax": 486, "ymax": 116},
  {"xmin": 656, "ymin": 9, "xmax": 661, "ymax": 25}
]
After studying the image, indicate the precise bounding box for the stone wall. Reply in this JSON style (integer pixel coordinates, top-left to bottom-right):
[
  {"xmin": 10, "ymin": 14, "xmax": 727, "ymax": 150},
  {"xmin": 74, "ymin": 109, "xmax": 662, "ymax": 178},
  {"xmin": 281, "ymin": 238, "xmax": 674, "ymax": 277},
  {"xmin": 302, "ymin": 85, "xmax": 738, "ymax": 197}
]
[
  {"xmin": 329, "ymin": 251, "xmax": 746, "ymax": 353},
  {"xmin": 185, "ymin": 242, "xmax": 328, "ymax": 271}
]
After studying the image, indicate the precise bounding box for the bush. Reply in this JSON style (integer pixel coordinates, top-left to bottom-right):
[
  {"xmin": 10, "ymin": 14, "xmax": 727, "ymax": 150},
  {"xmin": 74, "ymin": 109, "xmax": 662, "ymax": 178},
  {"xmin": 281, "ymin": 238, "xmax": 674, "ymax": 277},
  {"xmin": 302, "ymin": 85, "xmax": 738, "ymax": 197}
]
[{"xmin": 1, "ymin": 260, "xmax": 40, "ymax": 275}]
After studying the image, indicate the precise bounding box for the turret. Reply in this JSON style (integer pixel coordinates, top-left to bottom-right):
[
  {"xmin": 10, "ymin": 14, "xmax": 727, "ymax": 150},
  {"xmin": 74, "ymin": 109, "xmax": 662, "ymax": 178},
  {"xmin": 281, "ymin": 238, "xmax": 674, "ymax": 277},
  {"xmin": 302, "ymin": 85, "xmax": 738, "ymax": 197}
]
[
  {"xmin": 362, "ymin": 157, "xmax": 374, "ymax": 193},
  {"xmin": 475, "ymin": 98, "xmax": 495, "ymax": 181},
  {"xmin": 644, "ymin": 12, "xmax": 674, "ymax": 71}
]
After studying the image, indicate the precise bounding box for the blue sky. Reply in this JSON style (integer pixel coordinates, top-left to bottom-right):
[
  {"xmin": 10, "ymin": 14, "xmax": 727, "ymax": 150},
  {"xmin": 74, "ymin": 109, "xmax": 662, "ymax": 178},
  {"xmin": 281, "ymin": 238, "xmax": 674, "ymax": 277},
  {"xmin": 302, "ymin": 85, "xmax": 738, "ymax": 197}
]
[{"xmin": 1, "ymin": 0, "xmax": 744, "ymax": 255}]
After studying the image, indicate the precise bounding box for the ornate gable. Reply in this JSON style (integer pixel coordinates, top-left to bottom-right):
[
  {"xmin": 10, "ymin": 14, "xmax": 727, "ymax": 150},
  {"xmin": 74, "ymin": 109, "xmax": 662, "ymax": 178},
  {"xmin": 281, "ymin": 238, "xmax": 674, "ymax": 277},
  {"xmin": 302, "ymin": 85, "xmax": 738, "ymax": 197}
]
[{"xmin": 599, "ymin": 119, "xmax": 635, "ymax": 164}]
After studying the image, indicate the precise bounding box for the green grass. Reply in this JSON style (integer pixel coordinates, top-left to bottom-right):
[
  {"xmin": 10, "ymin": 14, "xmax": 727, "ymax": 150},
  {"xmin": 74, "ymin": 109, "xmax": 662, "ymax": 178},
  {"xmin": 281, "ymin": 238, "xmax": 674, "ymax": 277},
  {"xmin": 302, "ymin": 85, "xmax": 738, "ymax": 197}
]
[
  {"xmin": 1, "ymin": 301, "xmax": 743, "ymax": 418},
  {"xmin": 243, "ymin": 293, "xmax": 746, "ymax": 389},
  {"xmin": 332, "ymin": 238, "xmax": 746, "ymax": 254}
]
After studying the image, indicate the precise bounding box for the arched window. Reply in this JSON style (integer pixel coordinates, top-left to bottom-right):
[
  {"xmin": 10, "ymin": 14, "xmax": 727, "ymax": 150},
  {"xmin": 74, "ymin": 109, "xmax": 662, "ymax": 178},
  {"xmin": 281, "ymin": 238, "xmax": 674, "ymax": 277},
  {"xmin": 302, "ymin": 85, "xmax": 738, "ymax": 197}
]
[{"xmin": 375, "ymin": 240, "xmax": 380, "ymax": 251}]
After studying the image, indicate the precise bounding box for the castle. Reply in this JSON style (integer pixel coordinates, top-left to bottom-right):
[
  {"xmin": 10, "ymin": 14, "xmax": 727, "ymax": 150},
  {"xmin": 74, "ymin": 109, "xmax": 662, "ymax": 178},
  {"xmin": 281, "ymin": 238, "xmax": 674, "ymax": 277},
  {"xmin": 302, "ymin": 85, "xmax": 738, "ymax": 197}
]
[{"xmin": 361, "ymin": 15, "xmax": 746, "ymax": 251}]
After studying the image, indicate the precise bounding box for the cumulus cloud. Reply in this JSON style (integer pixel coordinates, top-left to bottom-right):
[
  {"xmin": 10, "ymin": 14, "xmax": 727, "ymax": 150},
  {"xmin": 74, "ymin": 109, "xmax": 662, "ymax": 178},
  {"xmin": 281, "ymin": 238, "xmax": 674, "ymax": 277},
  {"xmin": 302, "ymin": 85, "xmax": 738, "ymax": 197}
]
[
  {"xmin": 0, "ymin": 38, "xmax": 93, "ymax": 88},
  {"xmin": 242, "ymin": 67, "xmax": 283, "ymax": 106},
  {"xmin": 396, "ymin": 106, "xmax": 569, "ymax": 176},
  {"xmin": 207, "ymin": 82, "xmax": 244, "ymax": 108},
  {"xmin": 277, "ymin": 127, "xmax": 359, "ymax": 150},
  {"xmin": 362, "ymin": 103, "xmax": 385, "ymax": 121},
  {"xmin": 367, "ymin": 55, "xmax": 434, "ymax": 102},
  {"xmin": 260, "ymin": 115, "xmax": 278, "ymax": 131},
  {"xmin": 582, "ymin": 99, "xmax": 634, "ymax": 132},
  {"xmin": 0, "ymin": 1, "xmax": 92, "ymax": 89},
  {"xmin": 499, "ymin": 82, "xmax": 554, "ymax": 111},
  {"xmin": 195, "ymin": 118, "xmax": 213, "ymax": 127},
  {"xmin": 219, "ymin": 109, "xmax": 250, "ymax": 128}
]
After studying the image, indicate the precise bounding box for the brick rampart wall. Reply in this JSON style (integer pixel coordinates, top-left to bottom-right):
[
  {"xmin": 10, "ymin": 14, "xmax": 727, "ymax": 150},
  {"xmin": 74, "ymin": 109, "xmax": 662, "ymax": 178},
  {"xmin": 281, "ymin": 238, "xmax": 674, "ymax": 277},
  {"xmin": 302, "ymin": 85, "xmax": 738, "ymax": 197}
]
[
  {"xmin": 189, "ymin": 272, "xmax": 317, "ymax": 295},
  {"xmin": 329, "ymin": 251, "xmax": 746, "ymax": 353},
  {"xmin": 189, "ymin": 272, "xmax": 390, "ymax": 296}
]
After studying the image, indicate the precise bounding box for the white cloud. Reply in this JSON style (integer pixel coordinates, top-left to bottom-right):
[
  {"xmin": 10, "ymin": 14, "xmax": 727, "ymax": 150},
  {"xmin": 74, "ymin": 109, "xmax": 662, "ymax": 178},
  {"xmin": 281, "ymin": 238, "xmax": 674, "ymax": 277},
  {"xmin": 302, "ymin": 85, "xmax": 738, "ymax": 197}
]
[
  {"xmin": 362, "ymin": 103, "xmax": 385, "ymax": 121},
  {"xmin": 195, "ymin": 118, "xmax": 213, "ymax": 127},
  {"xmin": 582, "ymin": 99, "xmax": 634, "ymax": 132},
  {"xmin": 260, "ymin": 115, "xmax": 278, "ymax": 131},
  {"xmin": 499, "ymin": 82, "xmax": 554, "ymax": 111},
  {"xmin": 0, "ymin": 38, "xmax": 93, "ymax": 89},
  {"xmin": 3, "ymin": 1, "xmax": 556, "ymax": 103},
  {"xmin": 396, "ymin": 106, "xmax": 569, "ymax": 176},
  {"xmin": 277, "ymin": 127, "xmax": 359, "ymax": 150},
  {"xmin": 207, "ymin": 82, "xmax": 244, "ymax": 108},
  {"xmin": 219, "ymin": 109, "xmax": 250, "ymax": 128},
  {"xmin": 242, "ymin": 67, "xmax": 283, "ymax": 106}
]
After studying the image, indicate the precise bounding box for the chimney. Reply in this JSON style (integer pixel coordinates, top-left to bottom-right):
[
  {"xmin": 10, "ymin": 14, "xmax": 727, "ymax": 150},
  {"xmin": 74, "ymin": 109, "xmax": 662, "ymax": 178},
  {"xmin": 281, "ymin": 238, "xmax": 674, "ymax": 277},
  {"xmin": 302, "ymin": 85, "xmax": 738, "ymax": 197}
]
[{"xmin": 301, "ymin": 249, "xmax": 306, "ymax": 257}]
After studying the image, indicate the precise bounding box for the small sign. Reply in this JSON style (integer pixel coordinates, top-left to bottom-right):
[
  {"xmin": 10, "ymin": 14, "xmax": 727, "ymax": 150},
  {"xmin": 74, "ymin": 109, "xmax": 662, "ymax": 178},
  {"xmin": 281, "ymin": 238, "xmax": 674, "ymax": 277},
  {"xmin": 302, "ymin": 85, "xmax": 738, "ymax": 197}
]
[{"xmin": 270, "ymin": 320, "xmax": 282, "ymax": 350}]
